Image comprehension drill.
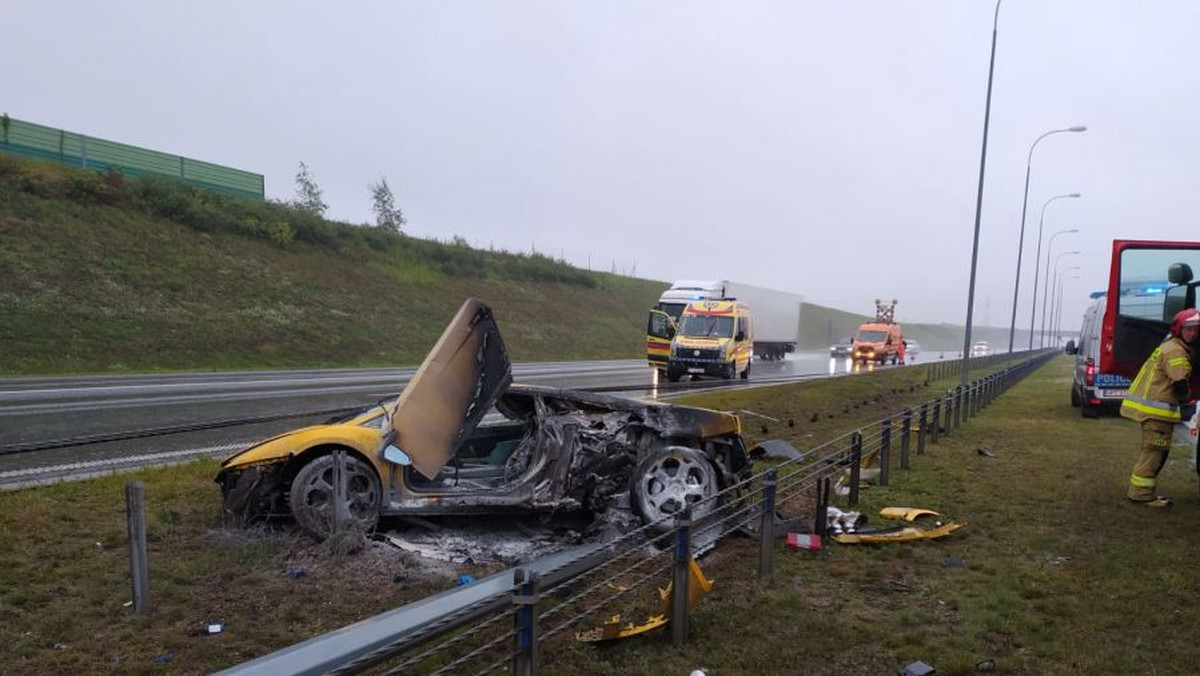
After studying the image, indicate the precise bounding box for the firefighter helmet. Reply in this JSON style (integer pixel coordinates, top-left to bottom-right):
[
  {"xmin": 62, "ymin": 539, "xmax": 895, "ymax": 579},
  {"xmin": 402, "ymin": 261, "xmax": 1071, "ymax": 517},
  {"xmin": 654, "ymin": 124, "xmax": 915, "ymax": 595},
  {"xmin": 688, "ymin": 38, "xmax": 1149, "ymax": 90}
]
[{"xmin": 1171, "ymin": 308, "xmax": 1200, "ymax": 336}]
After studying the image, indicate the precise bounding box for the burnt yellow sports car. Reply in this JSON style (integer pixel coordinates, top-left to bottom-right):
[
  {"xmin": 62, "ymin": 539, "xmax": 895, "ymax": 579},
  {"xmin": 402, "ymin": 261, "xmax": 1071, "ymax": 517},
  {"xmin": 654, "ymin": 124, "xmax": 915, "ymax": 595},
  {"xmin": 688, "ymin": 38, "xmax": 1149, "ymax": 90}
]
[{"xmin": 217, "ymin": 299, "xmax": 795, "ymax": 539}]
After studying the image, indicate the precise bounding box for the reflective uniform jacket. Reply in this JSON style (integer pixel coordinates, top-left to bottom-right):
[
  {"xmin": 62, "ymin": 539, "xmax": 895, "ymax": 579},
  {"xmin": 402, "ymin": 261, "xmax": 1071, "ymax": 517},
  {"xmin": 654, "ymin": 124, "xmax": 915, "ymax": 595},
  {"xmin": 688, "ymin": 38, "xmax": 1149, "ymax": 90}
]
[{"xmin": 1120, "ymin": 336, "xmax": 1194, "ymax": 423}]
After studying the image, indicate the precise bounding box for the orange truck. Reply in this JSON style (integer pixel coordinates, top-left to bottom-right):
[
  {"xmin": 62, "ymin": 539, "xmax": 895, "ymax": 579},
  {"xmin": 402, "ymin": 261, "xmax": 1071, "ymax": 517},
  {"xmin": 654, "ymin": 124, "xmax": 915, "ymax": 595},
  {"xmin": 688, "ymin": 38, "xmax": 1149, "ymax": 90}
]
[{"xmin": 852, "ymin": 299, "xmax": 904, "ymax": 365}]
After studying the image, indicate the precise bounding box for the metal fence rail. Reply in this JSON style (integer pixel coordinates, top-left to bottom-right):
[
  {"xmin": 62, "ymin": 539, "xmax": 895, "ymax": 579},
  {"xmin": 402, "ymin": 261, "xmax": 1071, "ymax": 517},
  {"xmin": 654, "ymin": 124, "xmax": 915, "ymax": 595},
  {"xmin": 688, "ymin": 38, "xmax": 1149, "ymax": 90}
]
[
  {"xmin": 0, "ymin": 114, "xmax": 264, "ymax": 200},
  {"xmin": 218, "ymin": 348, "xmax": 1056, "ymax": 675}
]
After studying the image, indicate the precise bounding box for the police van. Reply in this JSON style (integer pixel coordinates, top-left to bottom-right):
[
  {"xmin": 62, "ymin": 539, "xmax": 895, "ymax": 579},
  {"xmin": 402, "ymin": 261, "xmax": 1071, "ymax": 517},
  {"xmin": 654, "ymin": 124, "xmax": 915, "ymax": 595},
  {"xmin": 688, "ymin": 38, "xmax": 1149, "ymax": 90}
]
[{"xmin": 1070, "ymin": 291, "xmax": 1131, "ymax": 417}]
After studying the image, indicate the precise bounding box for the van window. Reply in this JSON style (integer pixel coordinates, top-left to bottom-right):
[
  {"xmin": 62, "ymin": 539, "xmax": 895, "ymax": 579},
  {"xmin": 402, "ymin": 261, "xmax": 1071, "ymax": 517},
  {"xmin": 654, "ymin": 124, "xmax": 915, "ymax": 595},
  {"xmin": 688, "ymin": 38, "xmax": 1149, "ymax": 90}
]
[
  {"xmin": 857, "ymin": 330, "xmax": 888, "ymax": 342},
  {"xmin": 680, "ymin": 315, "xmax": 734, "ymax": 338},
  {"xmin": 1118, "ymin": 248, "xmax": 1200, "ymax": 320}
]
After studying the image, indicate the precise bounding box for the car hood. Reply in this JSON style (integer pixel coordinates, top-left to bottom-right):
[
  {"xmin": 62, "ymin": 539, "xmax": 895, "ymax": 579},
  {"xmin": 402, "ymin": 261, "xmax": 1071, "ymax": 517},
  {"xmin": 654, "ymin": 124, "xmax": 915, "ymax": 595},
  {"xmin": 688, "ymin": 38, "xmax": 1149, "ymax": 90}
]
[{"xmin": 380, "ymin": 299, "xmax": 513, "ymax": 480}]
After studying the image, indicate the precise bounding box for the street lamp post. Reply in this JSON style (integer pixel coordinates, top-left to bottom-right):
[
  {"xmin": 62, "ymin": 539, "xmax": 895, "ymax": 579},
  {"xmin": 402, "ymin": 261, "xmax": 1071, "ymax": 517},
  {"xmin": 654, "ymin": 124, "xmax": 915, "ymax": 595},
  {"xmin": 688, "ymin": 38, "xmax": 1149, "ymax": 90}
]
[
  {"xmin": 1028, "ymin": 194, "xmax": 1081, "ymax": 349},
  {"xmin": 962, "ymin": 0, "xmax": 1003, "ymax": 386},
  {"xmin": 1053, "ymin": 272, "xmax": 1082, "ymax": 345},
  {"xmin": 1006, "ymin": 127, "xmax": 1086, "ymax": 354},
  {"xmin": 1039, "ymin": 230, "xmax": 1078, "ymax": 344},
  {"xmin": 1044, "ymin": 250, "xmax": 1080, "ymax": 347}
]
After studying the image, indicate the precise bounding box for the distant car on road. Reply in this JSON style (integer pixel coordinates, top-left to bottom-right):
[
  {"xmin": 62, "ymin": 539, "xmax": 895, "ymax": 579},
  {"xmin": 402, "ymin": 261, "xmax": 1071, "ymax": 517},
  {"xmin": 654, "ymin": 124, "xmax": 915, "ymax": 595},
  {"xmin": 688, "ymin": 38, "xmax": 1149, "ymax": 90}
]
[
  {"xmin": 830, "ymin": 338, "xmax": 854, "ymax": 358},
  {"xmin": 970, "ymin": 341, "xmax": 991, "ymax": 357}
]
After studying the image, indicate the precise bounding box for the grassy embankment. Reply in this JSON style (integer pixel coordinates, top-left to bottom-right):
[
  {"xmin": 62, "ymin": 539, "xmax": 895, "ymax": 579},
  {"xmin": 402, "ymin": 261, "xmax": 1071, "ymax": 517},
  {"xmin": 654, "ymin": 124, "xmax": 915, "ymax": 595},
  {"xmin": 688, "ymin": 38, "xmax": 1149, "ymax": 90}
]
[
  {"xmin": 1, "ymin": 153, "xmax": 1021, "ymax": 375},
  {"xmin": 8, "ymin": 357, "xmax": 1199, "ymax": 674},
  {"xmin": 0, "ymin": 154, "xmax": 664, "ymax": 374}
]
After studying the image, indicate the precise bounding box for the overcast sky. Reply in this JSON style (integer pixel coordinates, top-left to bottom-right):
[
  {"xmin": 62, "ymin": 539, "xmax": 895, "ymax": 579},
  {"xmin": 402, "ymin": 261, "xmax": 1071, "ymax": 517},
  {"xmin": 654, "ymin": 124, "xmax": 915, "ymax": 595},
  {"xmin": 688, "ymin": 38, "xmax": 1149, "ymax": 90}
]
[{"xmin": 6, "ymin": 1, "xmax": 1200, "ymax": 327}]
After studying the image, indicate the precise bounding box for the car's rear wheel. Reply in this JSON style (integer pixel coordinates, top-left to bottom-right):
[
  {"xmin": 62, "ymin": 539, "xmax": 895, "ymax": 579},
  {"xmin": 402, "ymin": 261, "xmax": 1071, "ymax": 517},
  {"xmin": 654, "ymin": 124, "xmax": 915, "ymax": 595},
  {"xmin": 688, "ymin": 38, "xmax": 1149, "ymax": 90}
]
[
  {"xmin": 289, "ymin": 453, "xmax": 381, "ymax": 540},
  {"xmin": 631, "ymin": 446, "xmax": 719, "ymax": 532},
  {"xmin": 1070, "ymin": 384, "xmax": 1081, "ymax": 407}
]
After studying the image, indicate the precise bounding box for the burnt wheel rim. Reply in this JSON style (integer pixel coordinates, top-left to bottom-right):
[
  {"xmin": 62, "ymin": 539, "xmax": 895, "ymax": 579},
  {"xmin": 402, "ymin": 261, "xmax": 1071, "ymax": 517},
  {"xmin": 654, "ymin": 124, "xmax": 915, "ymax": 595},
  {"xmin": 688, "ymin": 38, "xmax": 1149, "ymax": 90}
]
[
  {"xmin": 295, "ymin": 459, "xmax": 380, "ymax": 529},
  {"xmin": 638, "ymin": 452, "xmax": 715, "ymax": 520}
]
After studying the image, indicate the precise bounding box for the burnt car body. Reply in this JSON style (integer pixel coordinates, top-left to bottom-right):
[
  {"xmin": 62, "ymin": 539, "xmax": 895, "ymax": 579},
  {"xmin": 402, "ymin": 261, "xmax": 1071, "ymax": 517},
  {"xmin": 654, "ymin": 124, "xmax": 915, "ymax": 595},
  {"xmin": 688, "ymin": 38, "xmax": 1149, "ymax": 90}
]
[{"xmin": 217, "ymin": 299, "xmax": 792, "ymax": 539}]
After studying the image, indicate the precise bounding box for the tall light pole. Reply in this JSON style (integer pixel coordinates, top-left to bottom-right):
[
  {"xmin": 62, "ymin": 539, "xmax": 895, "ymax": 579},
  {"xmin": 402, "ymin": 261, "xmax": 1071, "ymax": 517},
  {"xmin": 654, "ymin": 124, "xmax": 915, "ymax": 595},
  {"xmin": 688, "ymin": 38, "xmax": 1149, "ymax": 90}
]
[
  {"xmin": 1028, "ymin": 194, "xmax": 1081, "ymax": 348},
  {"xmin": 1053, "ymin": 272, "xmax": 1082, "ymax": 345},
  {"xmin": 1040, "ymin": 230, "xmax": 1078, "ymax": 344},
  {"xmin": 1044, "ymin": 250, "xmax": 1080, "ymax": 346},
  {"xmin": 1006, "ymin": 126, "xmax": 1087, "ymax": 354},
  {"xmin": 962, "ymin": 0, "xmax": 1003, "ymax": 386}
]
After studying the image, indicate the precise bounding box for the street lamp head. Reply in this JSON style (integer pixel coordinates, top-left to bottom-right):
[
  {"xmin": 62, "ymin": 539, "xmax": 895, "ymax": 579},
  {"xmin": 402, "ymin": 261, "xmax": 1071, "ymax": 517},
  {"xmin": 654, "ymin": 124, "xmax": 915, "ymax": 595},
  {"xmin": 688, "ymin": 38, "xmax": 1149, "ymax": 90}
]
[
  {"xmin": 1069, "ymin": 126, "xmax": 1088, "ymax": 132},
  {"xmin": 1068, "ymin": 193, "xmax": 1082, "ymax": 198},
  {"xmin": 1065, "ymin": 228, "xmax": 1079, "ymax": 234}
]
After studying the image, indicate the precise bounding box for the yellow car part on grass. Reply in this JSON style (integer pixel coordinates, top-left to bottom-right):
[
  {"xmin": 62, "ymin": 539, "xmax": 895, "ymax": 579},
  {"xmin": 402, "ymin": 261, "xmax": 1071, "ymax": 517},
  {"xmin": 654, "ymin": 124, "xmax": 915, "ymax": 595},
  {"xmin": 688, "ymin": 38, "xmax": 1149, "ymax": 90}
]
[
  {"xmin": 834, "ymin": 520, "xmax": 964, "ymax": 544},
  {"xmin": 575, "ymin": 557, "xmax": 713, "ymax": 642}
]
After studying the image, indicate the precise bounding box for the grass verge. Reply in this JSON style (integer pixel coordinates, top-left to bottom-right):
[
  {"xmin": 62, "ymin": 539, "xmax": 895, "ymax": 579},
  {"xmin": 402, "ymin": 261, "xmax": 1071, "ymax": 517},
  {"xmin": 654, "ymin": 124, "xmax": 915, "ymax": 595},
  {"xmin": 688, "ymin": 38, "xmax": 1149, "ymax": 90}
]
[{"xmin": 10, "ymin": 357, "xmax": 1189, "ymax": 674}]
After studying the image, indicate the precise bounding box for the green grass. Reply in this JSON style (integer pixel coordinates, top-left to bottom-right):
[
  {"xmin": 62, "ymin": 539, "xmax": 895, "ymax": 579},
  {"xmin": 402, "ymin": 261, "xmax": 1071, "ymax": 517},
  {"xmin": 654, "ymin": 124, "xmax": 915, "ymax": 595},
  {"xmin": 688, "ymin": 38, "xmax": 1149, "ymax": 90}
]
[
  {"xmin": 0, "ymin": 154, "xmax": 668, "ymax": 374},
  {"xmin": 549, "ymin": 356, "xmax": 1200, "ymax": 675},
  {"xmin": 0, "ymin": 358, "xmax": 1094, "ymax": 675}
]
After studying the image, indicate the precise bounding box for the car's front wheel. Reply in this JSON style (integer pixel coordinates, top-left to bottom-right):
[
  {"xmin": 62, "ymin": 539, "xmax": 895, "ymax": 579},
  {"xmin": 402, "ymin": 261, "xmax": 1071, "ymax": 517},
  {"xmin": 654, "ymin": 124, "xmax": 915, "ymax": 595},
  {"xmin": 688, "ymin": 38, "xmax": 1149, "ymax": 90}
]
[
  {"xmin": 289, "ymin": 452, "xmax": 382, "ymax": 540},
  {"xmin": 631, "ymin": 446, "xmax": 719, "ymax": 532}
]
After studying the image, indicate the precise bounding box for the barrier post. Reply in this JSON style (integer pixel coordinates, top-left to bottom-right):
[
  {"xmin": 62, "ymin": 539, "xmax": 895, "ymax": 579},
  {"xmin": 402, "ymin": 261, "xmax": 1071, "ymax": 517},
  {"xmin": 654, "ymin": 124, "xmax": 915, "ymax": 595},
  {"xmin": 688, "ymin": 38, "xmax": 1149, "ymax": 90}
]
[
  {"xmin": 900, "ymin": 409, "xmax": 912, "ymax": 469},
  {"xmin": 758, "ymin": 469, "xmax": 777, "ymax": 582},
  {"xmin": 879, "ymin": 419, "xmax": 891, "ymax": 486},
  {"xmin": 125, "ymin": 481, "xmax": 150, "ymax": 615},
  {"xmin": 848, "ymin": 431, "xmax": 863, "ymax": 507},
  {"xmin": 671, "ymin": 508, "xmax": 693, "ymax": 646},
  {"xmin": 511, "ymin": 569, "xmax": 540, "ymax": 676}
]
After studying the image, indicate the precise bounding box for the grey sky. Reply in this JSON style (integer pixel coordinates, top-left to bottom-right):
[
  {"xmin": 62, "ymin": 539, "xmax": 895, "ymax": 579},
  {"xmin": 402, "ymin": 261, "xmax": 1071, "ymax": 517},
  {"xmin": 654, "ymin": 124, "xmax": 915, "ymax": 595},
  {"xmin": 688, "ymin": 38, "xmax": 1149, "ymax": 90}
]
[{"xmin": 6, "ymin": 1, "xmax": 1199, "ymax": 327}]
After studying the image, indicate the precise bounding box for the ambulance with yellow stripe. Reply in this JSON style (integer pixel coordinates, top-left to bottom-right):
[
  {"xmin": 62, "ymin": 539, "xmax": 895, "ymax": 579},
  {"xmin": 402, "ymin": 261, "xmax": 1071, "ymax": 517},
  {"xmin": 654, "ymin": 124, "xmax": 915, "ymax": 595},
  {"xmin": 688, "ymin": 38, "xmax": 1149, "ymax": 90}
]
[{"xmin": 648, "ymin": 300, "xmax": 754, "ymax": 382}]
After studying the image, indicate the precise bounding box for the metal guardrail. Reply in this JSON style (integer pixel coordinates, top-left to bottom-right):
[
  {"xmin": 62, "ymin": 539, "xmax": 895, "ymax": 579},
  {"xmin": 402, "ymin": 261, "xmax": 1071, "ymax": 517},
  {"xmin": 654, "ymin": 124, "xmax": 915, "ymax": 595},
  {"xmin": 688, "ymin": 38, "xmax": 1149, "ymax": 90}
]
[{"xmin": 219, "ymin": 348, "xmax": 1057, "ymax": 674}]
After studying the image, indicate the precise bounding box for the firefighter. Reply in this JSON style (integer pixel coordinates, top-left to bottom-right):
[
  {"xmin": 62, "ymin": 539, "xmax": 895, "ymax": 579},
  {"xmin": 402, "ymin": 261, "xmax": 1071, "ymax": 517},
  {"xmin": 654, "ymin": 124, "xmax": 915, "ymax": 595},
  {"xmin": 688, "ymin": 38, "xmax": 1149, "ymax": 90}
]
[{"xmin": 1120, "ymin": 308, "xmax": 1200, "ymax": 507}]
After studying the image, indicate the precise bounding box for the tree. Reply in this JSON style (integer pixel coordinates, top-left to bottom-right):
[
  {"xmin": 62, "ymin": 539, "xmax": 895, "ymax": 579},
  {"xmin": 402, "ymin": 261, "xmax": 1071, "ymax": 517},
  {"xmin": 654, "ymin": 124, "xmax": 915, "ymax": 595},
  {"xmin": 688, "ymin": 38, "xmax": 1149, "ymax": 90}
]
[
  {"xmin": 293, "ymin": 161, "xmax": 328, "ymax": 217},
  {"xmin": 369, "ymin": 176, "xmax": 406, "ymax": 233}
]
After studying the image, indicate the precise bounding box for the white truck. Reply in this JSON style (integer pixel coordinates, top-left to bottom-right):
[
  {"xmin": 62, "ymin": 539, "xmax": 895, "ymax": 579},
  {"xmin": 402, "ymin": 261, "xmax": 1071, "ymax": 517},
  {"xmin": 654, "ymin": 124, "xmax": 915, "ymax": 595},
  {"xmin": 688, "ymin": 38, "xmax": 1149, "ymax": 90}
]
[{"xmin": 650, "ymin": 280, "xmax": 803, "ymax": 361}]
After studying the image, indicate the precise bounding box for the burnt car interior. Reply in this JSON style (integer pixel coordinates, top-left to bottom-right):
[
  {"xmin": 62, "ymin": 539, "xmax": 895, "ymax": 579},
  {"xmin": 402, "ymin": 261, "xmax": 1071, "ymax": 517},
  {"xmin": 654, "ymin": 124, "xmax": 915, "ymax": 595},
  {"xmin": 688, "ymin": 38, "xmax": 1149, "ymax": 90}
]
[{"xmin": 407, "ymin": 415, "xmax": 532, "ymax": 492}]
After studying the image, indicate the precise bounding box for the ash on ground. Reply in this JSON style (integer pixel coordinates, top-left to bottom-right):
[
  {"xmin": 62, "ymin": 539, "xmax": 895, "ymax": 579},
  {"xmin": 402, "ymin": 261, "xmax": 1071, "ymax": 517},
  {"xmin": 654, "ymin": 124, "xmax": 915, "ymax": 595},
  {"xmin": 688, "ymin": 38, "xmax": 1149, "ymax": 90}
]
[{"xmin": 377, "ymin": 515, "xmax": 589, "ymax": 568}]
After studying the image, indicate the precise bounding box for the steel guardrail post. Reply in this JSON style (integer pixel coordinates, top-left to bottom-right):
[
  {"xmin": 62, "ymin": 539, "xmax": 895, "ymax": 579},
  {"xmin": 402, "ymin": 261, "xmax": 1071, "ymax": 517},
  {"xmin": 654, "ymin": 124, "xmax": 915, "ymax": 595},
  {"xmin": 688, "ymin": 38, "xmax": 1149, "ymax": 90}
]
[
  {"xmin": 849, "ymin": 431, "xmax": 863, "ymax": 507},
  {"xmin": 125, "ymin": 481, "xmax": 150, "ymax": 614},
  {"xmin": 511, "ymin": 569, "xmax": 540, "ymax": 676},
  {"xmin": 879, "ymin": 419, "xmax": 891, "ymax": 487},
  {"xmin": 931, "ymin": 400, "xmax": 941, "ymax": 444},
  {"xmin": 900, "ymin": 409, "xmax": 912, "ymax": 469},
  {"xmin": 815, "ymin": 477, "xmax": 830, "ymax": 540},
  {"xmin": 671, "ymin": 507, "xmax": 692, "ymax": 646},
  {"xmin": 918, "ymin": 404, "xmax": 928, "ymax": 454},
  {"xmin": 758, "ymin": 469, "xmax": 777, "ymax": 583},
  {"xmin": 943, "ymin": 393, "xmax": 953, "ymax": 438}
]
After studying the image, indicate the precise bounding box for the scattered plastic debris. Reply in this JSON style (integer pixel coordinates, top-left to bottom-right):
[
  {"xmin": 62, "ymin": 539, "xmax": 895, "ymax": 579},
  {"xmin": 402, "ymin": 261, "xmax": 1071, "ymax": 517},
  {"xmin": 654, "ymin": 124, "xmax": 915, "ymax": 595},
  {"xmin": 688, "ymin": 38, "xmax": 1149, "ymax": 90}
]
[
  {"xmin": 940, "ymin": 556, "xmax": 967, "ymax": 569},
  {"xmin": 392, "ymin": 573, "xmax": 409, "ymax": 583},
  {"xmin": 286, "ymin": 569, "xmax": 307, "ymax": 579},
  {"xmin": 825, "ymin": 507, "xmax": 866, "ymax": 534},
  {"xmin": 153, "ymin": 653, "xmax": 173, "ymax": 664},
  {"xmin": 975, "ymin": 658, "xmax": 996, "ymax": 671},
  {"xmin": 977, "ymin": 447, "xmax": 996, "ymax": 457},
  {"xmin": 457, "ymin": 575, "xmax": 477, "ymax": 586},
  {"xmin": 786, "ymin": 533, "xmax": 823, "ymax": 551},
  {"xmin": 122, "ymin": 601, "xmax": 133, "ymax": 608},
  {"xmin": 54, "ymin": 642, "xmax": 68, "ymax": 650},
  {"xmin": 898, "ymin": 660, "xmax": 936, "ymax": 675},
  {"xmin": 691, "ymin": 669, "xmax": 709, "ymax": 676},
  {"xmin": 204, "ymin": 623, "xmax": 225, "ymax": 635}
]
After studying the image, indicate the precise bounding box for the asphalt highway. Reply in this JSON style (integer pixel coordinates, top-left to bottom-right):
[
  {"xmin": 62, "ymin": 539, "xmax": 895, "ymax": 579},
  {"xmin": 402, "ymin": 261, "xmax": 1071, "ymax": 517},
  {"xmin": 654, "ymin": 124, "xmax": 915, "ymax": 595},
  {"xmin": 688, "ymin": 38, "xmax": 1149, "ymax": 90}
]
[{"xmin": 0, "ymin": 349, "xmax": 950, "ymax": 484}]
